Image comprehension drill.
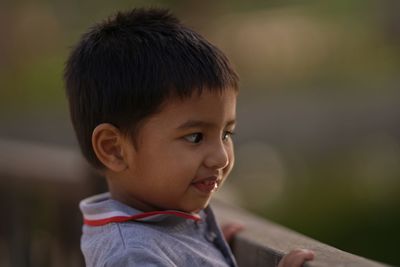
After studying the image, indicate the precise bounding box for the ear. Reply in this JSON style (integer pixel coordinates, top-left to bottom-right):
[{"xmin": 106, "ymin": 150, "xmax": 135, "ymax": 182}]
[{"xmin": 92, "ymin": 123, "xmax": 128, "ymax": 172}]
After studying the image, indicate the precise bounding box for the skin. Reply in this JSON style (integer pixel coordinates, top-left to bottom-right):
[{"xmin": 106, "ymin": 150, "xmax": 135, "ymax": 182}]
[
  {"xmin": 93, "ymin": 89, "xmax": 237, "ymax": 213},
  {"xmin": 92, "ymin": 88, "xmax": 314, "ymax": 266},
  {"xmin": 278, "ymin": 249, "xmax": 315, "ymax": 267}
]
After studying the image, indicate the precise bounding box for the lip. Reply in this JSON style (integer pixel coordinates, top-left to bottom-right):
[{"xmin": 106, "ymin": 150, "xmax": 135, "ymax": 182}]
[{"xmin": 191, "ymin": 176, "xmax": 221, "ymax": 194}]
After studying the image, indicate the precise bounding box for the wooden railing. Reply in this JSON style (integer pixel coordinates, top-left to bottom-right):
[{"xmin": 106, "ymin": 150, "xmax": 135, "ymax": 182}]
[
  {"xmin": 213, "ymin": 200, "xmax": 389, "ymax": 267},
  {"xmin": 0, "ymin": 139, "xmax": 390, "ymax": 267}
]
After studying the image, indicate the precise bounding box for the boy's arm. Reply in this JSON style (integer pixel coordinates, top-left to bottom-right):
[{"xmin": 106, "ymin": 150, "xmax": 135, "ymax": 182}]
[
  {"xmin": 221, "ymin": 223, "xmax": 245, "ymax": 244},
  {"xmin": 278, "ymin": 249, "xmax": 315, "ymax": 267}
]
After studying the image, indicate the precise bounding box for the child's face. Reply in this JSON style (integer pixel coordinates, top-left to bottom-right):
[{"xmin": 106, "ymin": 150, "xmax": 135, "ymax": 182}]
[{"xmin": 114, "ymin": 89, "xmax": 236, "ymax": 213}]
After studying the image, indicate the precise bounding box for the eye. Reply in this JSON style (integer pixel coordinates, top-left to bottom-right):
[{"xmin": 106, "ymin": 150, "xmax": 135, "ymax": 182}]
[
  {"xmin": 184, "ymin": 133, "xmax": 203, "ymax": 143},
  {"xmin": 222, "ymin": 131, "xmax": 235, "ymax": 142}
]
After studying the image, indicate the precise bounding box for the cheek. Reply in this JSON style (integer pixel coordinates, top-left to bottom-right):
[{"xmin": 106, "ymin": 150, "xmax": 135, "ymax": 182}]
[{"xmin": 145, "ymin": 144, "xmax": 199, "ymax": 176}]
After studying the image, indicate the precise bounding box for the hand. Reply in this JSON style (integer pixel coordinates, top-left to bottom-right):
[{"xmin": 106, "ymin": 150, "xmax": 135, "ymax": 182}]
[
  {"xmin": 221, "ymin": 223, "xmax": 244, "ymax": 244},
  {"xmin": 277, "ymin": 249, "xmax": 315, "ymax": 267}
]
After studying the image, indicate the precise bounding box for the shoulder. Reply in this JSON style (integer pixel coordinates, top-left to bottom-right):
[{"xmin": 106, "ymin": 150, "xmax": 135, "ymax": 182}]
[
  {"xmin": 81, "ymin": 222, "xmax": 174, "ymax": 266},
  {"xmin": 82, "ymin": 221, "xmax": 165, "ymax": 252}
]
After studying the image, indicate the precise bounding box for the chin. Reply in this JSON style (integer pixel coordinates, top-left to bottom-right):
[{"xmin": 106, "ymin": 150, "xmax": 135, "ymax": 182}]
[{"xmin": 186, "ymin": 200, "xmax": 211, "ymax": 213}]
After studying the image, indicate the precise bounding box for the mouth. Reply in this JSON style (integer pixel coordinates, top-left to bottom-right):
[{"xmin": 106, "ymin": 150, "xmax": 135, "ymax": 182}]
[{"xmin": 191, "ymin": 176, "xmax": 221, "ymax": 194}]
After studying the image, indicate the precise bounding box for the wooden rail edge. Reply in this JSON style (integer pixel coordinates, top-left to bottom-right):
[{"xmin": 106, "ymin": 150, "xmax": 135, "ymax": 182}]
[{"xmin": 212, "ymin": 199, "xmax": 390, "ymax": 267}]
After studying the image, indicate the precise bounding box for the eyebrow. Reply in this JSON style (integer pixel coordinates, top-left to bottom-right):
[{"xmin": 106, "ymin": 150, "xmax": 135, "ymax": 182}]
[{"xmin": 176, "ymin": 119, "xmax": 236, "ymax": 130}]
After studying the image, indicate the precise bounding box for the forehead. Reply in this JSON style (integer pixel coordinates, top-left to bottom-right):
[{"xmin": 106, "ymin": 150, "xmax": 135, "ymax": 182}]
[{"xmin": 147, "ymin": 89, "xmax": 237, "ymax": 128}]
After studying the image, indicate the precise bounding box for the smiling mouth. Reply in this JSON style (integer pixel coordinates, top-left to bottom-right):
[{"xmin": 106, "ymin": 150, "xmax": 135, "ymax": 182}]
[{"xmin": 191, "ymin": 177, "xmax": 221, "ymax": 194}]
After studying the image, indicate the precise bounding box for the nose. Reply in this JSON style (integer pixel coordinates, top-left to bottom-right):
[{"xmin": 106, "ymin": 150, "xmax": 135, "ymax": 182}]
[{"xmin": 204, "ymin": 141, "xmax": 230, "ymax": 170}]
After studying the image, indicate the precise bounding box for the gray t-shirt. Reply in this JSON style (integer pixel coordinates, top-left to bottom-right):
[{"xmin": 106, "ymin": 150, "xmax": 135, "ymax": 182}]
[{"xmin": 79, "ymin": 192, "xmax": 237, "ymax": 266}]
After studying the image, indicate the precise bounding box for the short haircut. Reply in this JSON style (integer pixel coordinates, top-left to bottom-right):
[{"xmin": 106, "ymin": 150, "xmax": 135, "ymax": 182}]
[{"xmin": 64, "ymin": 8, "xmax": 239, "ymax": 168}]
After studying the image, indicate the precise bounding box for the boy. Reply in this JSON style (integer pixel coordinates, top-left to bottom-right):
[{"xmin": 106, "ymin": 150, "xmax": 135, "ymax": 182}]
[{"xmin": 64, "ymin": 8, "xmax": 314, "ymax": 266}]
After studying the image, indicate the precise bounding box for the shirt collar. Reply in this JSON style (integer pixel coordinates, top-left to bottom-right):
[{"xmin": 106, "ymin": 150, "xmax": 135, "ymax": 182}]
[{"xmin": 80, "ymin": 192, "xmax": 201, "ymax": 227}]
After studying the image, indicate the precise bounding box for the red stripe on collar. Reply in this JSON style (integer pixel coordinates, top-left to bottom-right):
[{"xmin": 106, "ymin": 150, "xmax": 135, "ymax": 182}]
[{"xmin": 84, "ymin": 210, "xmax": 201, "ymax": 227}]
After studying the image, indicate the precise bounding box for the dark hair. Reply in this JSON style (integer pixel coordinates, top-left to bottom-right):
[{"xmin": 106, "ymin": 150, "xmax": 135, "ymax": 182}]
[{"xmin": 64, "ymin": 8, "xmax": 239, "ymax": 168}]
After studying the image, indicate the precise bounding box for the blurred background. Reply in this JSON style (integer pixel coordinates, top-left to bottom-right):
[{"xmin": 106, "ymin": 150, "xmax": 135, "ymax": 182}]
[{"xmin": 1, "ymin": 0, "xmax": 399, "ymax": 266}]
